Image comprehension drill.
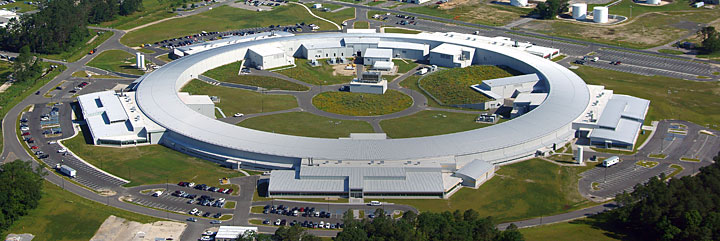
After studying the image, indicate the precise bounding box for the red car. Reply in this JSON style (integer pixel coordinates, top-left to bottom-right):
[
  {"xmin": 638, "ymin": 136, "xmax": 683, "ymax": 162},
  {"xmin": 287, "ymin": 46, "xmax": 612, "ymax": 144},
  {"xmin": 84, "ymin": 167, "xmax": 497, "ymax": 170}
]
[
  {"xmin": 22, "ymin": 132, "xmax": 30, "ymax": 136},
  {"xmin": 218, "ymin": 188, "xmax": 226, "ymax": 193},
  {"xmin": 226, "ymin": 189, "xmax": 233, "ymax": 194},
  {"xmin": 31, "ymin": 146, "xmax": 38, "ymax": 149}
]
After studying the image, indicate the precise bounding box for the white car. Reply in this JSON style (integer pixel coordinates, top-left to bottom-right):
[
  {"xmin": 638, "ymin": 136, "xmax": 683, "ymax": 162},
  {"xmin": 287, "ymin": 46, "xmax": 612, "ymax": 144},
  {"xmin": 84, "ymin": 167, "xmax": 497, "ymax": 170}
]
[
  {"xmin": 187, "ymin": 182, "xmax": 196, "ymax": 188},
  {"xmin": 274, "ymin": 219, "xmax": 281, "ymax": 226},
  {"xmin": 369, "ymin": 201, "xmax": 382, "ymax": 206},
  {"xmin": 233, "ymin": 113, "xmax": 244, "ymax": 117},
  {"xmin": 48, "ymin": 141, "xmax": 57, "ymax": 144},
  {"xmin": 190, "ymin": 208, "xmax": 199, "ymax": 215},
  {"xmin": 20, "ymin": 127, "xmax": 29, "ymax": 131},
  {"xmin": 152, "ymin": 191, "xmax": 163, "ymax": 197},
  {"xmin": 57, "ymin": 148, "xmax": 67, "ymax": 153}
]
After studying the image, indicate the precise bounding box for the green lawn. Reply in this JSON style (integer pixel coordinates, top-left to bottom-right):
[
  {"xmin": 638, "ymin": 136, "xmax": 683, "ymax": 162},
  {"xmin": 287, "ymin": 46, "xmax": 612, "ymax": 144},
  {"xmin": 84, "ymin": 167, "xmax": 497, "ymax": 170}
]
[
  {"xmin": 86, "ymin": 50, "xmax": 145, "ymax": 75},
  {"xmin": 305, "ymin": 3, "xmax": 355, "ymax": 28},
  {"xmin": 96, "ymin": 0, "xmax": 177, "ymax": 30},
  {"xmin": 277, "ymin": 58, "xmax": 353, "ymax": 85},
  {"xmin": 383, "ymin": 27, "xmax": 421, "ymax": 34},
  {"xmin": 71, "ymin": 71, "xmax": 119, "ymax": 79},
  {"xmin": 658, "ymin": 49, "xmax": 684, "ymax": 55},
  {"xmin": 180, "ymin": 79, "xmax": 298, "ymax": 116},
  {"xmin": 40, "ymin": 30, "xmax": 113, "ymax": 63},
  {"xmin": 354, "ymin": 21, "xmax": 370, "ymax": 29},
  {"xmin": 366, "ymin": 0, "xmax": 386, "ymax": 6},
  {"xmin": 419, "ymin": 65, "xmax": 517, "ymax": 105},
  {"xmin": 312, "ymin": 90, "xmax": 413, "ymax": 116},
  {"xmin": 520, "ymin": 219, "xmax": 626, "ymax": 241},
  {"xmin": 636, "ymin": 161, "xmax": 659, "ymax": 168},
  {"xmin": 0, "ymin": 1, "xmax": 38, "ymax": 12},
  {"xmin": 203, "ymin": 61, "xmax": 309, "ymax": 91},
  {"xmin": 121, "ymin": 5, "xmax": 339, "ymax": 46},
  {"xmin": 572, "ymin": 66, "xmax": 720, "ymax": 129},
  {"xmin": 379, "ymin": 158, "xmax": 596, "ymax": 222},
  {"xmin": 157, "ymin": 53, "xmax": 173, "ymax": 62},
  {"xmin": 380, "ymin": 110, "xmax": 497, "ymax": 138},
  {"xmin": 238, "ymin": 112, "xmax": 374, "ymax": 138},
  {"xmin": 392, "ymin": 59, "xmax": 419, "ymax": 73},
  {"xmin": 63, "ymin": 129, "xmax": 245, "ymax": 187},
  {"xmin": 404, "ymin": 1, "xmax": 532, "ymax": 26},
  {"xmin": 1, "ymin": 181, "xmax": 162, "ymax": 240}
]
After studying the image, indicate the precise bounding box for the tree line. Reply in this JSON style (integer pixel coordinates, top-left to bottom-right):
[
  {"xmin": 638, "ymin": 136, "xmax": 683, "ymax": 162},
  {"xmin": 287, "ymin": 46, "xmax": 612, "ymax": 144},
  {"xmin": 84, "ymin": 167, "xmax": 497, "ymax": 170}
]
[
  {"xmin": 0, "ymin": 160, "xmax": 46, "ymax": 233},
  {"xmin": 698, "ymin": 26, "xmax": 720, "ymax": 54},
  {"xmin": 604, "ymin": 152, "xmax": 720, "ymax": 240},
  {"xmin": 0, "ymin": 0, "xmax": 144, "ymax": 54}
]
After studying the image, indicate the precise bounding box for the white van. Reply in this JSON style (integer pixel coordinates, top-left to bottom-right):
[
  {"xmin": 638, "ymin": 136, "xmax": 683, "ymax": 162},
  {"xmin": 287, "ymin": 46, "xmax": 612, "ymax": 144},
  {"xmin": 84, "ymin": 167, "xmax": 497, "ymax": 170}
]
[
  {"xmin": 152, "ymin": 190, "xmax": 163, "ymax": 197},
  {"xmin": 603, "ymin": 156, "xmax": 620, "ymax": 167},
  {"xmin": 369, "ymin": 201, "xmax": 382, "ymax": 206}
]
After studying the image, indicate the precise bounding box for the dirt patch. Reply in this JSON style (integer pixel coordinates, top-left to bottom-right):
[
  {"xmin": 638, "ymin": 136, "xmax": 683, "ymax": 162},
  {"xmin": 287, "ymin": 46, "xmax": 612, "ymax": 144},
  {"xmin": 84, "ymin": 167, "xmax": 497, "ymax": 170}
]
[
  {"xmin": 332, "ymin": 64, "xmax": 357, "ymax": 76},
  {"xmin": 97, "ymin": 189, "xmax": 117, "ymax": 197},
  {"xmin": 91, "ymin": 215, "xmax": 186, "ymax": 241},
  {"xmin": 438, "ymin": 0, "xmax": 471, "ymax": 10},
  {"xmin": 524, "ymin": 179, "xmax": 535, "ymax": 183}
]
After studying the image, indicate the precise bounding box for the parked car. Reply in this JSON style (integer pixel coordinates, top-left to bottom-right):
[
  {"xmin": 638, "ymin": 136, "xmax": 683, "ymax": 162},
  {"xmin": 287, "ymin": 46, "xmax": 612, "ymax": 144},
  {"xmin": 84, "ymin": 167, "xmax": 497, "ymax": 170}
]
[
  {"xmin": 186, "ymin": 218, "xmax": 197, "ymax": 222},
  {"xmin": 210, "ymin": 220, "xmax": 222, "ymax": 224}
]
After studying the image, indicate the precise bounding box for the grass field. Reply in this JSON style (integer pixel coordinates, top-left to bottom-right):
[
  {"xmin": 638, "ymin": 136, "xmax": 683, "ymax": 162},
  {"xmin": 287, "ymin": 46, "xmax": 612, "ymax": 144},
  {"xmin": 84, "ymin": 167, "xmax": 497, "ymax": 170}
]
[
  {"xmin": 636, "ymin": 160, "xmax": 659, "ymax": 168},
  {"xmin": 572, "ymin": 66, "xmax": 720, "ymax": 129},
  {"xmin": 353, "ymin": 21, "xmax": 370, "ymax": 29},
  {"xmin": 71, "ymin": 71, "xmax": 119, "ymax": 79},
  {"xmin": 312, "ymin": 90, "xmax": 413, "ymax": 116},
  {"xmin": 392, "ymin": 59, "xmax": 419, "ymax": 73},
  {"xmin": 180, "ymin": 79, "xmax": 298, "ymax": 117},
  {"xmin": 380, "ymin": 110, "xmax": 497, "ymax": 138},
  {"xmin": 383, "ymin": 27, "xmax": 421, "ymax": 34},
  {"xmin": 40, "ymin": 30, "xmax": 113, "ymax": 63},
  {"xmin": 366, "ymin": 0, "xmax": 386, "ymax": 6},
  {"xmin": 238, "ymin": 112, "xmax": 374, "ymax": 138},
  {"xmin": 277, "ymin": 58, "xmax": 353, "ymax": 85},
  {"xmin": 96, "ymin": 0, "xmax": 177, "ymax": 30},
  {"xmin": 648, "ymin": 153, "xmax": 667, "ymax": 159},
  {"xmin": 304, "ymin": 2, "xmax": 355, "ymax": 28},
  {"xmin": 658, "ymin": 49, "xmax": 684, "ymax": 55},
  {"xmin": 1, "ymin": 181, "xmax": 162, "ymax": 240},
  {"xmin": 404, "ymin": 0, "xmax": 532, "ymax": 26},
  {"xmin": 87, "ymin": 50, "xmax": 145, "ymax": 75},
  {"xmin": 419, "ymin": 65, "xmax": 517, "ymax": 105},
  {"xmin": 121, "ymin": 5, "xmax": 339, "ymax": 47},
  {"xmin": 519, "ymin": 219, "xmax": 626, "ymax": 241},
  {"xmin": 378, "ymin": 158, "xmax": 596, "ymax": 222},
  {"xmin": 519, "ymin": 1, "xmax": 720, "ymax": 49},
  {"xmin": 157, "ymin": 53, "xmax": 173, "ymax": 63},
  {"xmin": 203, "ymin": 61, "xmax": 309, "ymax": 91},
  {"xmin": 63, "ymin": 129, "xmax": 245, "ymax": 187}
]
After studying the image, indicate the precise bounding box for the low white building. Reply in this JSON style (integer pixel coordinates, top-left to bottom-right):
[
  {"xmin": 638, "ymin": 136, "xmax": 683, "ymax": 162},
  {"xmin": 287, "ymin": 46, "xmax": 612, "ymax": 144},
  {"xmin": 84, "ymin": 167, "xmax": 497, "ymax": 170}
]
[
  {"xmin": 428, "ymin": 43, "xmax": 474, "ymax": 68},
  {"xmin": 300, "ymin": 41, "xmax": 354, "ymax": 60},
  {"xmin": 363, "ymin": 48, "xmax": 393, "ymax": 65},
  {"xmin": 371, "ymin": 61, "xmax": 394, "ymax": 71},
  {"xmin": 246, "ymin": 44, "xmax": 294, "ymax": 70},
  {"xmin": 215, "ymin": 226, "xmax": 258, "ymax": 241},
  {"xmin": 77, "ymin": 90, "xmax": 166, "ymax": 146},
  {"xmin": 454, "ymin": 160, "xmax": 495, "ymax": 189},
  {"xmin": 172, "ymin": 32, "xmax": 293, "ymax": 58},
  {"xmin": 470, "ymin": 74, "xmax": 542, "ymax": 110},
  {"xmin": 407, "ymin": 0, "xmax": 431, "ymax": 3},
  {"xmin": 177, "ymin": 92, "xmax": 215, "ymax": 119},
  {"xmin": 377, "ymin": 41, "xmax": 429, "ymax": 60}
]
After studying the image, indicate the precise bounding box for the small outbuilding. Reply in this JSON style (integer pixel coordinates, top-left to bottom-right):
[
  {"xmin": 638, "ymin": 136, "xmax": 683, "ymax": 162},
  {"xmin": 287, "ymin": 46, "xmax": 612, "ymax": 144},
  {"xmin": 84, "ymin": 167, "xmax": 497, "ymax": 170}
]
[
  {"xmin": 454, "ymin": 160, "xmax": 495, "ymax": 189},
  {"xmin": 363, "ymin": 48, "xmax": 393, "ymax": 66}
]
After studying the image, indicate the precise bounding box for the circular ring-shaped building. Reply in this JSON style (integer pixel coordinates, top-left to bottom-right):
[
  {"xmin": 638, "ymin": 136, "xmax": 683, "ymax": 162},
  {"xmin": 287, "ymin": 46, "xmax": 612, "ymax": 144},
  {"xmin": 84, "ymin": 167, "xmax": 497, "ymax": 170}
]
[{"xmin": 134, "ymin": 32, "xmax": 590, "ymax": 169}]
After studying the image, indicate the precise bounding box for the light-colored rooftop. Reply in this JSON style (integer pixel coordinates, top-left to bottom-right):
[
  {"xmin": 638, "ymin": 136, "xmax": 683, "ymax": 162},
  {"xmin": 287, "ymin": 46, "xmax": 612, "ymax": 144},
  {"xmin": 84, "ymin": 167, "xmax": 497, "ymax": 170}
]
[
  {"xmin": 483, "ymin": 73, "xmax": 539, "ymax": 87},
  {"xmin": 177, "ymin": 92, "xmax": 214, "ymax": 105},
  {"xmin": 215, "ymin": 226, "xmax": 258, "ymax": 239},
  {"xmin": 455, "ymin": 159, "xmax": 494, "ymax": 181},
  {"xmin": 430, "ymin": 43, "xmax": 474, "ymax": 56},
  {"xmin": 378, "ymin": 41, "xmax": 428, "ymax": 51},
  {"xmin": 364, "ymin": 48, "xmax": 393, "ymax": 59}
]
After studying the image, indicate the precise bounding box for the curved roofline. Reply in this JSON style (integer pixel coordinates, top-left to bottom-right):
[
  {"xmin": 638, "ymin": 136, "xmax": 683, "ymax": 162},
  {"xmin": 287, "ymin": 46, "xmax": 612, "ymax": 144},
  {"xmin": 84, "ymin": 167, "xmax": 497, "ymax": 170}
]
[{"xmin": 136, "ymin": 33, "xmax": 589, "ymax": 161}]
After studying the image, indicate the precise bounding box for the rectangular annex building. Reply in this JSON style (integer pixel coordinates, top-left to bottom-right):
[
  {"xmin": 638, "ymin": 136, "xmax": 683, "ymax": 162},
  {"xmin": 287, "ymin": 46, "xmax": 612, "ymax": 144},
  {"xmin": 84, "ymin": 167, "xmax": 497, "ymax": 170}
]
[
  {"xmin": 268, "ymin": 165, "xmax": 449, "ymax": 198},
  {"xmin": 588, "ymin": 94, "xmax": 650, "ymax": 150}
]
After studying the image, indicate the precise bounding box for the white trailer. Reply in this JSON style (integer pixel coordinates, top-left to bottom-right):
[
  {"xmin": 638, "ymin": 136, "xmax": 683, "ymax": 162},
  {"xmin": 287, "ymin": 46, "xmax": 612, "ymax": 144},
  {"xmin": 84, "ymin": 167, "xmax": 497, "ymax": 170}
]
[
  {"xmin": 602, "ymin": 156, "xmax": 620, "ymax": 167},
  {"xmin": 57, "ymin": 164, "xmax": 77, "ymax": 178}
]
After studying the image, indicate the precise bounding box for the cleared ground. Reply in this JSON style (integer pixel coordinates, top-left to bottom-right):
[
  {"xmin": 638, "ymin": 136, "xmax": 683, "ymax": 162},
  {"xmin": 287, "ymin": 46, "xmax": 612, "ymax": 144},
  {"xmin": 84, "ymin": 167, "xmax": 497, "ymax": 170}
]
[
  {"xmin": 277, "ymin": 58, "xmax": 354, "ymax": 85},
  {"xmin": 63, "ymin": 129, "xmax": 245, "ymax": 187},
  {"xmin": 419, "ymin": 65, "xmax": 517, "ymax": 105},
  {"xmin": 90, "ymin": 215, "xmax": 185, "ymax": 241},
  {"xmin": 0, "ymin": 1, "xmax": 38, "ymax": 12},
  {"xmin": 121, "ymin": 5, "xmax": 343, "ymax": 46},
  {"xmin": 312, "ymin": 90, "xmax": 413, "ymax": 116},
  {"xmin": 203, "ymin": 61, "xmax": 309, "ymax": 91},
  {"xmin": 304, "ymin": 2, "xmax": 355, "ymax": 28},
  {"xmin": 404, "ymin": 0, "xmax": 532, "ymax": 26},
  {"xmin": 238, "ymin": 111, "xmax": 374, "ymax": 138},
  {"xmin": 0, "ymin": 181, "xmax": 162, "ymax": 240},
  {"xmin": 378, "ymin": 158, "xmax": 596, "ymax": 222},
  {"xmin": 572, "ymin": 66, "xmax": 720, "ymax": 129},
  {"xmin": 383, "ymin": 27, "xmax": 421, "ymax": 34},
  {"xmin": 180, "ymin": 79, "xmax": 298, "ymax": 117},
  {"xmin": 380, "ymin": 110, "xmax": 496, "ymax": 138},
  {"xmin": 86, "ymin": 50, "xmax": 145, "ymax": 75}
]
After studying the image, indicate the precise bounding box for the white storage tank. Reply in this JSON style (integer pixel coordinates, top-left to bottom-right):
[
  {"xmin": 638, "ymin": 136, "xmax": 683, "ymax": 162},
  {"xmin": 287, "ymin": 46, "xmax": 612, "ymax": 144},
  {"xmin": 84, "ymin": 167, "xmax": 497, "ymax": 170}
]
[
  {"xmin": 647, "ymin": 0, "xmax": 660, "ymax": 5},
  {"xmin": 571, "ymin": 3, "xmax": 587, "ymax": 20},
  {"xmin": 593, "ymin": 7, "xmax": 609, "ymax": 23},
  {"xmin": 510, "ymin": 0, "xmax": 528, "ymax": 7}
]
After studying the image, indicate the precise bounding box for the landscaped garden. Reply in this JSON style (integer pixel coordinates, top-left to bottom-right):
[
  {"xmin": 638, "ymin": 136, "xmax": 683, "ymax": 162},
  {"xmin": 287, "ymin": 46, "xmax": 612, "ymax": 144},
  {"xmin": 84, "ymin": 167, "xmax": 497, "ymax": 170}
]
[
  {"xmin": 203, "ymin": 61, "xmax": 309, "ymax": 91},
  {"xmin": 238, "ymin": 112, "xmax": 374, "ymax": 138},
  {"xmin": 180, "ymin": 79, "xmax": 298, "ymax": 117},
  {"xmin": 419, "ymin": 65, "xmax": 518, "ymax": 105},
  {"xmin": 312, "ymin": 90, "xmax": 413, "ymax": 116},
  {"xmin": 380, "ymin": 110, "xmax": 495, "ymax": 138}
]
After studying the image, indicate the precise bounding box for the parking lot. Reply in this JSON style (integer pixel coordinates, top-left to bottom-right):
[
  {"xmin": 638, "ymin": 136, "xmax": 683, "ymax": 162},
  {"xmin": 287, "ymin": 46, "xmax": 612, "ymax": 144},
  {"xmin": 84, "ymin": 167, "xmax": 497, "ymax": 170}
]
[
  {"xmin": 127, "ymin": 182, "xmax": 238, "ymax": 219},
  {"xmin": 20, "ymin": 103, "xmax": 129, "ymax": 190},
  {"xmin": 153, "ymin": 24, "xmax": 313, "ymax": 49},
  {"xmin": 580, "ymin": 161, "xmax": 676, "ymax": 198}
]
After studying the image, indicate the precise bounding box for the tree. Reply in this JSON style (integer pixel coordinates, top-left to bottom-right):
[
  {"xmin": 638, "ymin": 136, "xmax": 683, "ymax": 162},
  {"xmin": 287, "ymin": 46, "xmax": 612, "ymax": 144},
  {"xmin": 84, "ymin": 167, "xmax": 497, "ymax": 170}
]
[
  {"xmin": 698, "ymin": 26, "xmax": 720, "ymax": 54},
  {"xmin": 272, "ymin": 225, "xmax": 320, "ymax": 241},
  {"xmin": 498, "ymin": 224, "xmax": 525, "ymax": 241},
  {"xmin": 0, "ymin": 160, "xmax": 46, "ymax": 233},
  {"xmin": 12, "ymin": 45, "xmax": 43, "ymax": 82},
  {"xmin": 532, "ymin": 0, "xmax": 569, "ymax": 20}
]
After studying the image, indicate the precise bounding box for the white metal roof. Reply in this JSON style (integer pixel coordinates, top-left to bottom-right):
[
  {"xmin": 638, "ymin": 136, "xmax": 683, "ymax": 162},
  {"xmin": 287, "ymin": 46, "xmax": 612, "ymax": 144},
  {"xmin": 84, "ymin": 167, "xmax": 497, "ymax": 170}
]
[
  {"xmin": 373, "ymin": 61, "xmax": 394, "ymax": 70},
  {"xmin": 430, "ymin": 43, "xmax": 473, "ymax": 56},
  {"xmin": 215, "ymin": 226, "xmax": 258, "ymax": 239},
  {"xmin": 134, "ymin": 33, "xmax": 590, "ymax": 161},
  {"xmin": 455, "ymin": 159, "xmax": 494, "ymax": 181},
  {"xmin": 597, "ymin": 94, "xmax": 650, "ymax": 129},
  {"xmin": 177, "ymin": 92, "xmax": 214, "ymax": 105},
  {"xmin": 248, "ymin": 44, "xmax": 284, "ymax": 56},
  {"xmin": 301, "ymin": 40, "xmax": 342, "ymax": 50},
  {"xmin": 515, "ymin": 92, "xmax": 547, "ymax": 106},
  {"xmin": 483, "ymin": 73, "xmax": 539, "ymax": 87},
  {"xmin": 589, "ymin": 118, "xmax": 642, "ymax": 145},
  {"xmin": 378, "ymin": 41, "xmax": 428, "ymax": 51},
  {"xmin": 269, "ymin": 166, "xmax": 445, "ymax": 193},
  {"xmin": 364, "ymin": 48, "xmax": 393, "ymax": 59}
]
